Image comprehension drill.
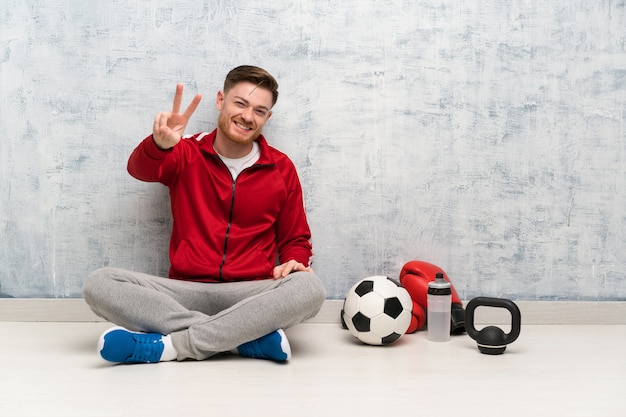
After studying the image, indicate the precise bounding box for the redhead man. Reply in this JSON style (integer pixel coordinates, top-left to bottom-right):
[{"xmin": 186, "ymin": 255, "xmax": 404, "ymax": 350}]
[{"xmin": 83, "ymin": 66, "xmax": 326, "ymax": 363}]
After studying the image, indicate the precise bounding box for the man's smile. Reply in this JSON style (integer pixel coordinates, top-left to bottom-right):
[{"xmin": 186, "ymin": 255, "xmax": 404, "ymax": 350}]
[{"xmin": 234, "ymin": 120, "xmax": 253, "ymax": 131}]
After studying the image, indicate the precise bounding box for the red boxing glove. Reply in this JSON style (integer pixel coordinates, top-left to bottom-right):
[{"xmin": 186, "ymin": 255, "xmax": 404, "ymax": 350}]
[
  {"xmin": 406, "ymin": 300, "xmax": 425, "ymax": 334},
  {"xmin": 399, "ymin": 260, "xmax": 466, "ymax": 334}
]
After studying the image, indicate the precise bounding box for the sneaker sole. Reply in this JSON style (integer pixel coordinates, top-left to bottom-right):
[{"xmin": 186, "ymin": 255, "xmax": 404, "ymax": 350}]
[{"xmin": 277, "ymin": 329, "xmax": 292, "ymax": 361}]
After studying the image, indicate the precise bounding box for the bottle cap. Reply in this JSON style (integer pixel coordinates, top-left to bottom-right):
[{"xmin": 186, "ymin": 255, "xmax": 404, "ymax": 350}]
[{"xmin": 428, "ymin": 272, "xmax": 451, "ymax": 295}]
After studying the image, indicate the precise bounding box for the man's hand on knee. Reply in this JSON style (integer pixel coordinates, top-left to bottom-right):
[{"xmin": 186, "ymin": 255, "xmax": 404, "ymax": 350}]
[{"xmin": 273, "ymin": 260, "xmax": 314, "ymax": 279}]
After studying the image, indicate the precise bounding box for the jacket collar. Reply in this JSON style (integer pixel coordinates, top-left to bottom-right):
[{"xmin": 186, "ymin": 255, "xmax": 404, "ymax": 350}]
[{"xmin": 198, "ymin": 129, "xmax": 275, "ymax": 165}]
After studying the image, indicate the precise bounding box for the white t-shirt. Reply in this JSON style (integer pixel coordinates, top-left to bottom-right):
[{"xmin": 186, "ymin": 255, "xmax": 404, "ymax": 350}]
[{"xmin": 216, "ymin": 141, "xmax": 260, "ymax": 181}]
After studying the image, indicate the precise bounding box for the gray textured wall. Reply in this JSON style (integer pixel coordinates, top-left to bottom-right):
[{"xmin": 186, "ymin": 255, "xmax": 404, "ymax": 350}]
[{"xmin": 1, "ymin": 1, "xmax": 625, "ymax": 300}]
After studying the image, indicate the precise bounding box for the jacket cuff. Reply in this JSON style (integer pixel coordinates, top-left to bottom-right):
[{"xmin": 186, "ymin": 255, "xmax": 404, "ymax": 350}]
[
  {"xmin": 143, "ymin": 135, "xmax": 172, "ymax": 160},
  {"xmin": 281, "ymin": 248, "xmax": 312, "ymax": 268}
]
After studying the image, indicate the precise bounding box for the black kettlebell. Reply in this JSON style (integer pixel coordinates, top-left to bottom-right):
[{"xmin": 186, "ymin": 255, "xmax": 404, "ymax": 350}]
[{"xmin": 465, "ymin": 297, "xmax": 521, "ymax": 355}]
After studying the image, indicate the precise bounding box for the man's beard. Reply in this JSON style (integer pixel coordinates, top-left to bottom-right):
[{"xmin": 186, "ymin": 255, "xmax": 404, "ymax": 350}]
[{"xmin": 217, "ymin": 113, "xmax": 260, "ymax": 144}]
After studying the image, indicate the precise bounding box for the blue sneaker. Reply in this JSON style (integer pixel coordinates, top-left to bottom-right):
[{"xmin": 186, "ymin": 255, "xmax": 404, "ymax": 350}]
[
  {"xmin": 237, "ymin": 329, "xmax": 291, "ymax": 362},
  {"xmin": 98, "ymin": 326, "xmax": 164, "ymax": 364}
]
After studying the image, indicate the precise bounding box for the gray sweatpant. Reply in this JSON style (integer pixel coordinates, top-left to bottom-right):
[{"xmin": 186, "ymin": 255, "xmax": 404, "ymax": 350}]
[{"xmin": 82, "ymin": 267, "xmax": 326, "ymax": 361}]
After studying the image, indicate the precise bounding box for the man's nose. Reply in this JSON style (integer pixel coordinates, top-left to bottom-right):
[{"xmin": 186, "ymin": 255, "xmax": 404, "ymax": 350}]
[{"xmin": 241, "ymin": 107, "xmax": 254, "ymax": 121}]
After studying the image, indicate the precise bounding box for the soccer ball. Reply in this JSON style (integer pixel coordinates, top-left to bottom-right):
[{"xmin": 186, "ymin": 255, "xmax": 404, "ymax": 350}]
[{"xmin": 342, "ymin": 276, "xmax": 413, "ymax": 345}]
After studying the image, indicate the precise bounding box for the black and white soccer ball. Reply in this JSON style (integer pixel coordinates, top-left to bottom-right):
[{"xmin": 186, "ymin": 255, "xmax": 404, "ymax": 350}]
[{"xmin": 341, "ymin": 275, "xmax": 413, "ymax": 345}]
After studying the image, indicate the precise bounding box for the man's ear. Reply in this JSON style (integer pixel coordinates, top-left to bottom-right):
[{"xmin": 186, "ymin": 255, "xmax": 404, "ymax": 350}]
[{"xmin": 215, "ymin": 91, "xmax": 224, "ymax": 111}]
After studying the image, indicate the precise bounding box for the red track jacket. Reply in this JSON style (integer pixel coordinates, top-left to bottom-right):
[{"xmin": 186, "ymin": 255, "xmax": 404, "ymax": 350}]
[{"xmin": 127, "ymin": 130, "xmax": 313, "ymax": 282}]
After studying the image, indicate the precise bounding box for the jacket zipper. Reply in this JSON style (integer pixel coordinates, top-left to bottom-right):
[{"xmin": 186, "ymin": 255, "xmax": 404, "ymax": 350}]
[
  {"xmin": 219, "ymin": 179, "xmax": 236, "ymax": 280},
  {"xmin": 215, "ymin": 160, "xmax": 274, "ymax": 281}
]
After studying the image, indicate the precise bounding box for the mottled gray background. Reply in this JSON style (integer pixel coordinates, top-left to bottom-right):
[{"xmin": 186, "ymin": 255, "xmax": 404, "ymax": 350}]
[{"xmin": 1, "ymin": 1, "xmax": 625, "ymax": 300}]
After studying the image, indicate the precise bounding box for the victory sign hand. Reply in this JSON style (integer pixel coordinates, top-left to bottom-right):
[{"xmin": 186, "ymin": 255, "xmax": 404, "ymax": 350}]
[{"xmin": 153, "ymin": 83, "xmax": 202, "ymax": 150}]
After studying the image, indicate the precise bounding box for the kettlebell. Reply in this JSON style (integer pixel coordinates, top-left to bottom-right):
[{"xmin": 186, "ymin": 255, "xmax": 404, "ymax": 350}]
[{"xmin": 465, "ymin": 297, "xmax": 521, "ymax": 355}]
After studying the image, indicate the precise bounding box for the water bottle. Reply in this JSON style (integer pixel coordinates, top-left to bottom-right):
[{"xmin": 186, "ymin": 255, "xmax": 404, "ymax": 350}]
[{"xmin": 427, "ymin": 272, "xmax": 451, "ymax": 342}]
